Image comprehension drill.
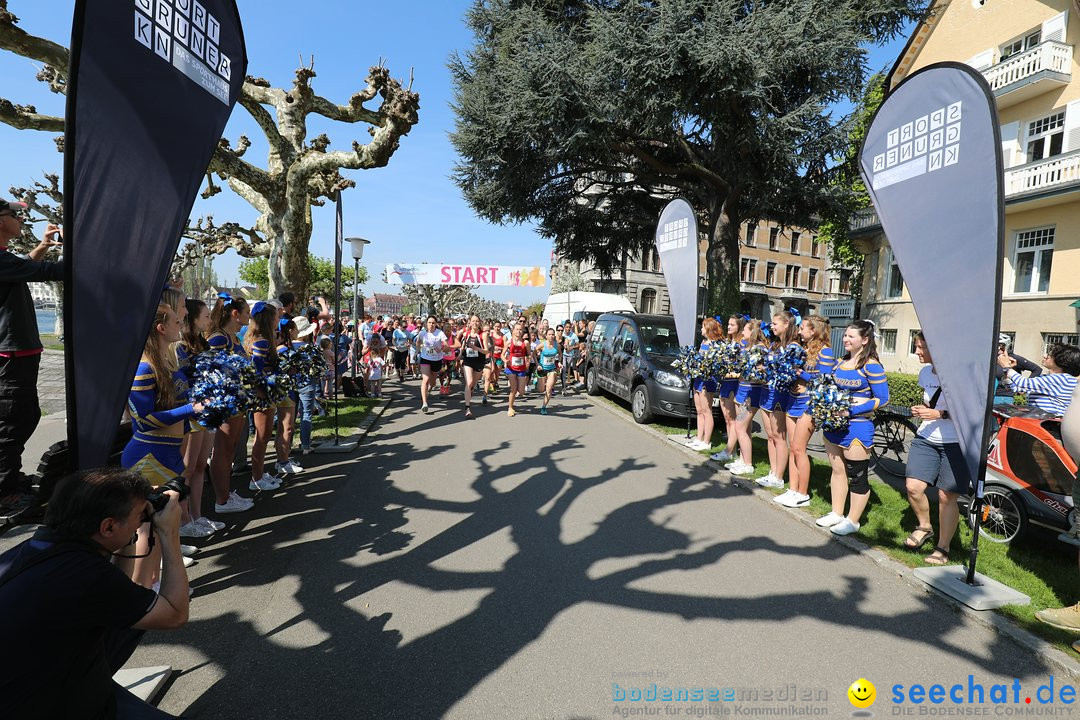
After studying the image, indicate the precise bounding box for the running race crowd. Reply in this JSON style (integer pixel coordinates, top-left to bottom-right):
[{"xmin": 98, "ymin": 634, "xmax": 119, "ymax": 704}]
[{"xmin": 679, "ymin": 311, "xmax": 1080, "ymax": 565}]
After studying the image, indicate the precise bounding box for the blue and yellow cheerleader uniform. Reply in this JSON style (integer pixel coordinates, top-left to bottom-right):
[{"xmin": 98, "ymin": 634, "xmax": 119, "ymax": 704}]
[
  {"xmin": 692, "ymin": 340, "xmax": 718, "ymax": 394},
  {"xmin": 207, "ymin": 329, "xmax": 246, "ymax": 356},
  {"xmin": 718, "ymin": 339, "xmax": 746, "ymax": 399},
  {"xmin": 761, "ymin": 342, "xmax": 803, "ymax": 413},
  {"xmin": 823, "ymin": 360, "xmax": 889, "ymax": 449},
  {"xmin": 121, "ymin": 362, "xmax": 196, "ymax": 485},
  {"xmin": 787, "ymin": 346, "xmax": 837, "ymax": 419},
  {"xmin": 734, "ymin": 343, "xmax": 769, "ymax": 408}
]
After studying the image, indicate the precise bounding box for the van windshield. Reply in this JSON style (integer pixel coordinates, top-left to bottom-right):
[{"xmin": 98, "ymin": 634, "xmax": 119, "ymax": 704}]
[{"xmin": 638, "ymin": 322, "xmax": 680, "ymax": 356}]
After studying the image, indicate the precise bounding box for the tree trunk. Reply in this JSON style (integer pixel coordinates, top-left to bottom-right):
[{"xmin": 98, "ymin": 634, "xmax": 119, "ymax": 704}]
[{"xmin": 704, "ymin": 192, "xmax": 742, "ymax": 317}]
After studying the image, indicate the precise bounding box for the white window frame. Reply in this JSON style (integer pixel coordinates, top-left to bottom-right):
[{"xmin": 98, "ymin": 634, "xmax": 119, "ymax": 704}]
[
  {"xmin": 1000, "ymin": 29, "xmax": 1041, "ymax": 61},
  {"xmin": 1025, "ymin": 110, "xmax": 1065, "ymax": 164},
  {"xmin": 1043, "ymin": 333, "xmax": 1079, "ymax": 355},
  {"xmin": 908, "ymin": 329, "xmax": 922, "ymax": 355},
  {"xmin": 880, "ymin": 329, "xmax": 898, "ymax": 355},
  {"xmin": 884, "ymin": 249, "xmax": 904, "ymax": 299},
  {"xmin": 1010, "ymin": 226, "xmax": 1055, "ymax": 295}
]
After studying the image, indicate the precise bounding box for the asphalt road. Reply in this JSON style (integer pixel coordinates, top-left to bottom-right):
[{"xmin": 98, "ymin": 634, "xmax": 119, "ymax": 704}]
[{"xmin": 131, "ymin": 381, "xmax": 1066, "ymax": 719}]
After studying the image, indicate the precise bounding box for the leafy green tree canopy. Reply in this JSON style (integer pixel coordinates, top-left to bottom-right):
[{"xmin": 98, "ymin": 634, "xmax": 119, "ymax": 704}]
[{"xmin": 451, "ymin": 0, "xmax": 925, "ymax": 313}]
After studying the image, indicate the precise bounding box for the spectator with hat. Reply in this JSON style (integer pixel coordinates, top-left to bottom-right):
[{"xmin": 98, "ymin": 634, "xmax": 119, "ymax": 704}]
[
  {"xmin": 291, "ymin": 315, "xmax": 321, "ymax": 454},
  {"xmin": 0, "ymin": 199, "xmax": 64, "ymax": 512}
]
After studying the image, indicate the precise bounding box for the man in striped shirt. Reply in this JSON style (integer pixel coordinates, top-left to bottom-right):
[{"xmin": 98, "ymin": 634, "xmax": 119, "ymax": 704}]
[{"xmin": 997, "ymin": 343, "xmax": 1079, "ymax": 416}]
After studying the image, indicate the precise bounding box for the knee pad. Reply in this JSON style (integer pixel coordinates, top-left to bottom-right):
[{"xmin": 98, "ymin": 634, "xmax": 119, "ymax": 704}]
[{"xmin": 844, "ymin": 458, "xmax": 871, "ymax": 495}]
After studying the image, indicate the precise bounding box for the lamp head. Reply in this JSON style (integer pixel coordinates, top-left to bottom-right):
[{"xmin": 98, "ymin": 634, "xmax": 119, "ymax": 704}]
[{"xmin": 346, "ymin": 237, "xmax": 370, "ymax": 261}]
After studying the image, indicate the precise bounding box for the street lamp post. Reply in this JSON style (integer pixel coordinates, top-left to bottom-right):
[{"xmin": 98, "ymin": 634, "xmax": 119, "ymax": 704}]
[{"xmin": 346, "ymin": 237, "xmax": 370, "ymax": 377}]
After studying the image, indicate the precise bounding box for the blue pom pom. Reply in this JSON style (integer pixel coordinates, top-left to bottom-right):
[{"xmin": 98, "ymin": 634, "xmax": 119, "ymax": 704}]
[{"xmin": 808, "ymin": 375, "xmax": 852, "ymax": 432}]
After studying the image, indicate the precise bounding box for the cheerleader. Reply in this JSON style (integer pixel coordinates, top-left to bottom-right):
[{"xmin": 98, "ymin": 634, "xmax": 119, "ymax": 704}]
[
  {"xmin": 711, "ymin": 314, "xmax": 748, "ymax": 463},
  {"xmin": 122, "ymin": 288, "xmax": 204, "ymax": 587},
  {"xmin": 818, "ymin": 320, "xmax": 890, "ymax": 535},
  {"xmin": 727, "ymin": 319, "xmax": 770, "ymax": 476},
  {"xmin": 690, "ymin": 317, "xmax": 724, "ymax": 451},
  {"xmin": 777, "ymin": 315, "xmax": 835, "ymax": 508},
  {"xmin": 207, "ymin": 293, "xmax": 255, "ymax": 514},
  {"xmin": 274, "ymin": 318, "xmax": 303, "ymax": 476},
  {"xmin": 246, "ymin": 302, "xmax": 283, "ymax": 492},
  {"xmin": 176, "ymin": 298, "xmax": 223, "ymax": 538},
  {"xmin": 756, "ymin": 309, "xmax": 801, "ymax": 490}
]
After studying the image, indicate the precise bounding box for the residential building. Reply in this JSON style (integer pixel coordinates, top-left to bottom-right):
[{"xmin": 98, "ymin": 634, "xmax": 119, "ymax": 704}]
[
  {"xmin": 29, "ymin": 282, "xmax": 61, "ymax": 308},
  {"xmin": 854, "ymin": 0, "xmax": 1080, "ymax": 372},
  {"xmin": 552, "ymin": 218, "xmax": 846, "ymax": 320},
  {"xmin": 367, "ymin": 293, "xmax": 408, "ymax": 317}
]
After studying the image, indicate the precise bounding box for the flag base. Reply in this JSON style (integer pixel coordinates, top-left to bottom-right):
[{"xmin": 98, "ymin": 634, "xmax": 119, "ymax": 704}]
[
  {"xmin": 113, "ymin": 666, "xmax": 171, "ymax": 703},
  {"xmin": 913, "ymin": 565, "xmax": 1030, "ymax": 610},
  {"xmin": 313, "ymin": 436, "xmax": 358, "ymax": 454}
]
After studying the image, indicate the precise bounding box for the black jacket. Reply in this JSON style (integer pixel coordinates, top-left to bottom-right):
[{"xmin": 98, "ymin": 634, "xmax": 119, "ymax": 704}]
[
  {"xmin": 0, "ymin": 250, "xmax": 64, "ymax": 353},
  {"xmin": 994, "ymin": 352, "xmax": 1042, "ymax": 398}
]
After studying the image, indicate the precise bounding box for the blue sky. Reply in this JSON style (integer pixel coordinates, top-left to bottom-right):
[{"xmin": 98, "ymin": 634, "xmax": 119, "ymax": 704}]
[{"xmin": 0, "ymin": 1, "xmax": 910, "ymax": 307}]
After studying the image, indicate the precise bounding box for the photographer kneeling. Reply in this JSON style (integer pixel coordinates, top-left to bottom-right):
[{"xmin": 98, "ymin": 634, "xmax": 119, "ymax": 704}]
[{"xmin": 0, "ymin": 468, "xmax": 189, "ymax": 719}]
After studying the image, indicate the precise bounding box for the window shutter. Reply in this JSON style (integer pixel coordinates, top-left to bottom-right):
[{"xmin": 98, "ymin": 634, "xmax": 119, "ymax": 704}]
[
  {"xmin": 965, "ymin": 48, "xmax": 995, "ymax": 70},
  {"xmin": 1042, "ymin": 11, "xmax": 1068, "ymax": 43},
  {"xmin": 1000, "ymin": 121, "xmax": 1021, "ymax": 167},
  {"xmin": 1064, "ymin": 99, "xmax": 1080, "ymax": 152}
]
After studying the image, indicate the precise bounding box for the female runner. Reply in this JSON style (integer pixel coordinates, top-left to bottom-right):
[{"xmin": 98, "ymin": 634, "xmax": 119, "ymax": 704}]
[
  {"xmin": 690, "ymin": 317, "xmax": 724, "ymax": 451},
  {"xmin": 206, "ymin": 293, "xmax": 255, "ymax": 514},
  {"xmin": 503, "ymin": 323, "xmax": 532, "ymax": 417},
  {"xmin": 777, "ymin": 315, "xmax": 835, "ymax": 508},
  {"xmin": 537, "ymin": 327, "xmax": 560, "ymax": 414},
  {"xmin": 755, "ymin": 310, "xmax": 800, "ymax": 489},
  {"xmin": 820, "ymin": 320, "xmax": 890, "ymax": 536},
  {"xmin": 246, "ymin": 302, "xmax": 283, "ymax": 492},
  {"xmin": 122, "ymin": 289, "xmax": 204, "ymax": 587},
  {"xmin": 728, "ymin": 319, "xmax": 770, "ymax": 476},
  {"xmin": 459, "ymin": 315, "xmax": 488, "ymax": 418},
  {"xmin": 710, "ymin": 314, "xmax": 747, "ymax": 463},
  {"xmin": 415, "ymin": 315, "xmax": 448, "ymax": 414},
  {"xmin": 488, "ymin": 320, "xmax": 506, "ymax": 395}
]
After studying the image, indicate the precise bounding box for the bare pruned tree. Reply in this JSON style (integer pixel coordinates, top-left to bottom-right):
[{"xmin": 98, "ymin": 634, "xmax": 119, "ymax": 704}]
[{"xmin": 0, "ymin": 2, "xmax": 420, "ymax": 298}]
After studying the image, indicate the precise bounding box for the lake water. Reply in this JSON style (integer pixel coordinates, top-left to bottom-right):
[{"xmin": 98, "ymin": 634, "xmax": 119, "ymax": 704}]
[{"xmin": 36, "ymin": 309, "xmax": 57, "ymax": 335}]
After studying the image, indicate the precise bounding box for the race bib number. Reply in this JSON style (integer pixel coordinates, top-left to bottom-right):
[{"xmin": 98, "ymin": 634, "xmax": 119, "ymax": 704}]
[
  {"xmin": 466, "ymin": 348, "xmax": 479, "ymax": 358},
  {"xmin": 510, "ymin": 356, "xmax": 525, "ymax": 369}
]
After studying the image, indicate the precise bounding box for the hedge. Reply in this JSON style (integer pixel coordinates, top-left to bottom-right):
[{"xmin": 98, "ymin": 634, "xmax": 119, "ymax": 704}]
[{"xmin": 885, "ymin": 372, "xmax": 921, "ymax": 408}]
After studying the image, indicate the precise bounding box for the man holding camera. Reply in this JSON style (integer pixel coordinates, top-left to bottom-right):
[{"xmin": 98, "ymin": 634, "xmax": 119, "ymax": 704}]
[
  {"xmin": 0, "ymin": 468, "xmax": 189, "ymax": 719},
  {"xmin": 0, "ymin": 199, "xmax": 64, "ymax": 512}
]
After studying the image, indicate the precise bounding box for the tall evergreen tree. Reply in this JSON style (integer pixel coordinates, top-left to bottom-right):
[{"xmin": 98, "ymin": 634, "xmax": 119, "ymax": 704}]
[{"xmin": 450, "ymin": 0, "xmax": 924, "ymax": 313}]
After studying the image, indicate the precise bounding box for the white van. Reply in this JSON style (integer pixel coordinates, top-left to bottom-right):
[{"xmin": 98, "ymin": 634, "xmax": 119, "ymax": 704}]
[{"xmin": 542, "ymin": 292, "xmax": 635, "ymax": 326}]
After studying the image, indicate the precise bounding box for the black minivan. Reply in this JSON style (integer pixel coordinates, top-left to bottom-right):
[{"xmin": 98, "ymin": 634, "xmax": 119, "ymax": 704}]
[{"xmin": 584, "ymin": 313, "xmax": 693, "ymax": 423}]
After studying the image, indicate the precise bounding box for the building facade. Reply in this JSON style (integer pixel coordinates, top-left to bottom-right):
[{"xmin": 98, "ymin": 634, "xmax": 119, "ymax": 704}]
[
  {"xmin": 855, "ymin": 0, "xmax": 1080, "ymax": 372},
  {"xmin": 366, "ymin": 293, "xmax": 408, "ymax": 317},
  {"xmin": 553, "ymin": 218, "xmax": 848, "ymax": 320}
]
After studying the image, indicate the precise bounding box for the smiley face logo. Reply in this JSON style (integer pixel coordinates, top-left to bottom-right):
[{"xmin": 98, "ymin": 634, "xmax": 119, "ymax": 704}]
[{"xmin": 848, "ymin": 678, "xmax": 876, "ymax": 709}]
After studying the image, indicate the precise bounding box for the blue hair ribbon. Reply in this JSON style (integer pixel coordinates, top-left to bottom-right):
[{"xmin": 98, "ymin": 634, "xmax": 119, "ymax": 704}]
[
  {"xmin": 713, "ymin": 315, "xmax": 724, "ymax": 323},
  {"xmin": 278, "ymin": 317, "xmax": 291, "ymax": 329},
  {"xmin": 788, "ymin": 307, "xmax": 802, "ymax": 326},
  {"xmin": 217, "ymin": 292, "xmax": 233, "ymax": 303},
  {"xmin": 251, "ymin": 301, "xmax": 268, "ymax": 316},
  {"xmin": 760, "ymin": 322, "xmax": 771, "ymax": 340}
]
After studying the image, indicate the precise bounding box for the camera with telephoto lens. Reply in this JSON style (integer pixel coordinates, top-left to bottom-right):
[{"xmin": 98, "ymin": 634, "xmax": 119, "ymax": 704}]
[{"xmin": 146, "ymin": 477, "xmax": 189, "ymax": 513}]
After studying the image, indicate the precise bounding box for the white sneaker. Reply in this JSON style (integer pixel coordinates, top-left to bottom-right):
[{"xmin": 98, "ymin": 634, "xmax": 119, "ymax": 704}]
[
  {"xmin": 690, "ymin": 440, "xmax": 711, "ymax": 451},
  {"xmin": 777, "ymin": 492, "xmax": 811, "ymax": 508},
  {"xmin": 815, "ymin": 511, "xmax": 845, "ymax": 528},
  {"xmin": 284, "ymin": 460, "xmax": 304, "ymax": 474},
  {"xmin": 178, "ymin": 521, "xmax": 214, "ymax": 538},
  {"xmin": 215, "ymin": 492, "xmax": 254, "ymax": 514},
  {"xmin": 180, "ymin": 544, "xmax": 197, "ymax": 557},
  {"xmin": 724, "ymin": 459, "xmax": 741, "ymax": 469},
  {"xmin": 830, "ymin": 518, "xmax": 861, "ymax": 536},
  {"xmin": 728, "ymin": 462, "xmax": 755, "ymax": 476},
  {"xmin": 196, "ymin": 516, "xmax": 225, "ymax": 532},
  {"xmin": 756, "ymin": 474, "xmax": 784, "ymax": 489},
  {"xmin": 711, "ymin": 450, "xmax": 732, "ymax": 463},
  {"xmin": 250, "ymin": 474, "xmax": 281, "ymax": 491}
]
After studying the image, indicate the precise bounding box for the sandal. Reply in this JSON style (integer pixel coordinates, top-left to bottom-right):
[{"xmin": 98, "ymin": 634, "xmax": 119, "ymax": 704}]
[
  {"xmin": 903, "ymin": 526, "xmax": 935, "ymax": 550},
  {"xmin": 924, "ymin": 546, "xmax": 949, "ymax": 566}
]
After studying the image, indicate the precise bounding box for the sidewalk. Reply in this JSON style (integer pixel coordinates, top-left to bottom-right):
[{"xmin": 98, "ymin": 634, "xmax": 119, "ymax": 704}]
[{"xmin": 21, "ymin": 350, "xmax": 67, "ymax": 477}]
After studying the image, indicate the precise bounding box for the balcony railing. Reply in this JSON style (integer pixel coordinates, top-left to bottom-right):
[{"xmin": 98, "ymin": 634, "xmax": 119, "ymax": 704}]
[
  {"xmin": 739, "ymin": 281, "xmax": 767, "ymax": 294},
  {"xmin": 850, "ymin": 207, "xmax": 881, "ymax": 233},
  {"xmin": 1005, "ymin": 149, "xmax": 1080, "ymax": 198},
  {"xmin": 782, "ymin": 286, "xmax": 808, "ymax": 299},
  {"xmin": 983, "ymin": 41, "xmax": 1071, "ymax": 107}
]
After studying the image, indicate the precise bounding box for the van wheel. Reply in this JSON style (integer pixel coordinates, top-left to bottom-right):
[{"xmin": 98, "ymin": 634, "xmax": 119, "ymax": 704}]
[
  {"xmin": 631, "ymin": 384, "xmax": 653, "ymax": 424},
  {"xmin": 586, "ymin": 366, "xmax": 601, "ymax": 396}
]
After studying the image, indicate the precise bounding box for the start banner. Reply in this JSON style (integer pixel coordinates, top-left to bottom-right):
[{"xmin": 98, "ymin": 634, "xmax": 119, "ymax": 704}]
[{"xmin": 386, "ymin": 263, "xmax": 546, "ymax": 287}]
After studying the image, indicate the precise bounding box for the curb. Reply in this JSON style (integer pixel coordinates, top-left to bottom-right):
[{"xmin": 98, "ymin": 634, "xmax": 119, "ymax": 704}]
[
  {"xmin": 585, "ymin": 394, "xmax": 1080, "ymax": 679},
  {"xmin": 323, "ymin": 397, "xmax": 392, "ymax": 446}
]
